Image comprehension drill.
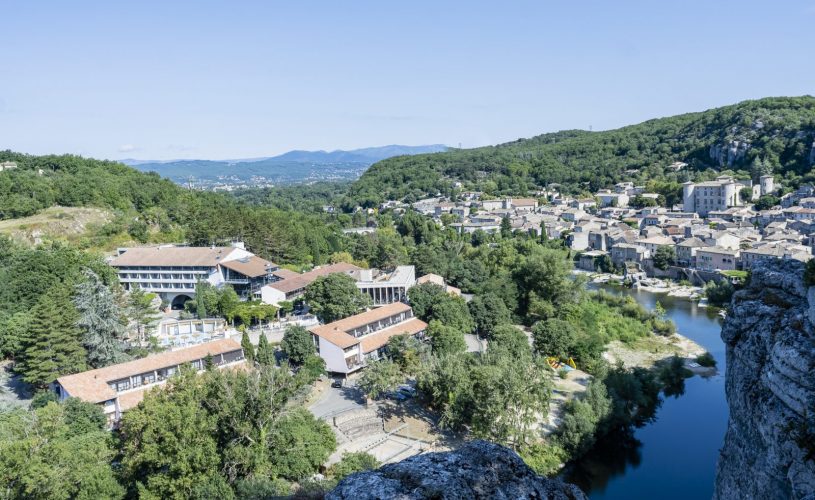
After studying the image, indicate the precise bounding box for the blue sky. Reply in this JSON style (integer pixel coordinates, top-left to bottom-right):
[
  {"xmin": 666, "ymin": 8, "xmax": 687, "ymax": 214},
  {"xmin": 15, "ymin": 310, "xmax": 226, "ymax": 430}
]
[{"xmin": 1, "ymin": 1, "xmax": 813, "ymax": 160}]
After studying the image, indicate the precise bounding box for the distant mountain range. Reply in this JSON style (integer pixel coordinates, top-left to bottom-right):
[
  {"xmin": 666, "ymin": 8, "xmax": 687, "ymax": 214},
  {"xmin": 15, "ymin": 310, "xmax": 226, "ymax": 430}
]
[{"xmin": 122, "ymin": 144, "xmax": 448, "ymax": 186}]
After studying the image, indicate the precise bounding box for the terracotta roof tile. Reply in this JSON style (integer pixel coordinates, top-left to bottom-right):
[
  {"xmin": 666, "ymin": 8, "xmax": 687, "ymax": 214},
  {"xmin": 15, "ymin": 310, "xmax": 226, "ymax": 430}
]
[
  {"xmin": 56, "ymin": 339, "xmax": 242, "ymax": 403},
  {"xmin": 360, "ymin": 318, "xmax": 427, "ymax": 353},
  {"xmin": 117, "ymin": 388, "xmax": 149, "ymax": 411},
  {"xmin": 220, "ymin": 255, "xmax": 277, "ymax": 278},
  {"xmin": 309, "ymin": 302, "xmax": 416, "ymax": 349},
  {"xmin": 272, "ymin": 269, "xmax": 300, "ymax": 280},
  {"xmin": 311, "ymin": 302, "xmax": 411, "ymax": 335},
  {"xmin": 268, "ymin": 263, "xmax": 361, "ymax": 294},
  {"xmin": 110, "ymin": 246, "xmax": 237, "ymax": 267}
]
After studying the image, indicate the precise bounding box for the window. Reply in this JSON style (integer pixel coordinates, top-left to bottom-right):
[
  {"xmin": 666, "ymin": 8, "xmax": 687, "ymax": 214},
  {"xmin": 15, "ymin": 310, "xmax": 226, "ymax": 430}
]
[{"xmin": 111, "ymin": 378, "xmax": 130, "ymax": 392}]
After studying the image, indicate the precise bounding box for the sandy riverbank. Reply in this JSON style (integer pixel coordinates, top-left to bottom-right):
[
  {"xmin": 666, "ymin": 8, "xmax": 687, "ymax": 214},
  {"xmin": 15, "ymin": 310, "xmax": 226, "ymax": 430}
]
[{"xmin": 604, "ymin": 332, "xmax": 717, "ymax": 377}]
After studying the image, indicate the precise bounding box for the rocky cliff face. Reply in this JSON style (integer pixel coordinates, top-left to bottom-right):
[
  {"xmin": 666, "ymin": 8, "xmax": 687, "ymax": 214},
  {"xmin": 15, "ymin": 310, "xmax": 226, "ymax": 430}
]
[
  {"xmin": 326, "ymin": 440, "xmax": 587, "ymax": 500},
  {"xmin": 715, "ymin": 260, "xmax": 815, "ymax": 499},
  {"xmin": 709, "ymin": 140, "xmax": 750, "ymax": 167}
]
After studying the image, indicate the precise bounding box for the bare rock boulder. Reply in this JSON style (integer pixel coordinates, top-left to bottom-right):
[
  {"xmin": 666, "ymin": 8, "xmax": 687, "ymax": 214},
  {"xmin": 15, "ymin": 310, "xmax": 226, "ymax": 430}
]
[{"xmin": 326, "ymin": 440, "xmax": 586, "ymax": 500}]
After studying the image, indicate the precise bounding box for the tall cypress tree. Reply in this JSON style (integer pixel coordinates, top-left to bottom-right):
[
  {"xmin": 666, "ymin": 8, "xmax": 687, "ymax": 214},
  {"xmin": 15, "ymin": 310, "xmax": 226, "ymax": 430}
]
[
  {"xmin": 20, "ymin": 285, "xmax": 87, "ymax": 387},
  {"xmin": 241, "ymin": 330, "xmax": 255, "ymax": 362},
  {"xmin": 256, "ymin": 333, "xmax": 274, "ymax": 366}
]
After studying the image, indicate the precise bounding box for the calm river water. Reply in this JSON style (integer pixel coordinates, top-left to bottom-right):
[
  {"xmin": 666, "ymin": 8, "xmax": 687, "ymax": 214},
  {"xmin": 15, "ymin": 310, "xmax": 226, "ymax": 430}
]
[{"xmin": 563, "ymin": 286, "xmax": 728, "ymax": 499}]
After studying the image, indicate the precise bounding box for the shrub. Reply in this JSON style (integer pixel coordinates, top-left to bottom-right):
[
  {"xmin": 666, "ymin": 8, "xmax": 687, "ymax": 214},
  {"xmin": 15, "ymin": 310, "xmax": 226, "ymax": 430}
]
[
  {"xmin": 520, "ymin": 443, "xmax": 567, "ymax": 476},
  {"xmin": 328, "ymin": 452, "xmax": 379, "ymax": 480},
  {"xmin": 704, "ymin": 279, "xmax": 734, "ymax": 307},
  {"xmin": 695, "ymin": 352, "xmax": 716, "ymax": 368},
  {"xmin": 234, "ymin": 477, "xmax": 292, "ymax": 499},
  {"xmin": 805, "ymin": 259, "xmax": 815, "ymax": 287},
  {"xmin": 651, "ymin": 318, "xmax": 676, "ymax": 336},
  {"xmin": 29, "ymin": 390, "xmax": 58, "ymax": 409}
]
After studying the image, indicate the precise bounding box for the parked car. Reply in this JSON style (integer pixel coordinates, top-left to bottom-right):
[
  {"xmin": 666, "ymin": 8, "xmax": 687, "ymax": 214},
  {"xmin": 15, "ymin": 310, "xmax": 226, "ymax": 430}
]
[
  {"xmin": 397, "ymin": 384, "xmax": 416, "ymax": 397},
  {"xmin": 331, "ymin": 379, "xmax": 343, "ymax": 389},
  {"xmin": 386, "ymin": 391, "xmax": 408, "ymax": 401}
]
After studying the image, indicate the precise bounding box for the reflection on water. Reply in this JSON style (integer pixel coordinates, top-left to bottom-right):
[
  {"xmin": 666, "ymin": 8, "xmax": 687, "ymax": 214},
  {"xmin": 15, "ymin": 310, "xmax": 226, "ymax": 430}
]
[
  {"xmin": 563, "ymin": 284, "xmax": 728, "ymax": 499},
  {"xmin": 565, "ymin": 431, "xmax": 643, "ymax": 495},
  {"xmin": 661, "ymin": 375, "xmax": 686, "ymax": 399}
]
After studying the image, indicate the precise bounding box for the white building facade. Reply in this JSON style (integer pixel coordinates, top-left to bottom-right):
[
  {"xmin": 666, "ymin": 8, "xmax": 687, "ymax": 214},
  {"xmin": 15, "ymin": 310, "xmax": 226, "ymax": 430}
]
[
  {"xmin": 354, "ymin": 266, "xmax": 417, "ymax": 306},
  {"xmin": 310, "ymin": 302, "xmax": 427, "ymax": 374},
  {"xmin": 110, "ymin": 243, "xmax": 280, "ymax": 308}
]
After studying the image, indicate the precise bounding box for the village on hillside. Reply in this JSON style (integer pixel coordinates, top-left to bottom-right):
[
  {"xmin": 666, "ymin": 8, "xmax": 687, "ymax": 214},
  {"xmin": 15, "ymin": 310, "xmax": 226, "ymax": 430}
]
[{"xmin": 392, "ymin": 172, "xmax": 813, "ymax": 287}]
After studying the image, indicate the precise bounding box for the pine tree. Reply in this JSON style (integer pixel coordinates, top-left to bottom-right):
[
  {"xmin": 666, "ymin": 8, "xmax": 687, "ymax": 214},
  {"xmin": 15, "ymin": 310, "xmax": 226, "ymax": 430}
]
[
  {"xmin": 256, "ymin": 333, "xmax": 274, "ymax": 366},
  {"xmin": 750, "ymin": 157, "xmax": 772, "ymax": 181},
  {"xmin": 20, "ymin": 286, "xmax": 87, "ymax": 387},
  {"xmin": 75, "ymin": 269, "xmax": 131, "ymax": 368},
  {"xmin": 241, "ymin": 331, "xmax": 255, "ymax": 362}
]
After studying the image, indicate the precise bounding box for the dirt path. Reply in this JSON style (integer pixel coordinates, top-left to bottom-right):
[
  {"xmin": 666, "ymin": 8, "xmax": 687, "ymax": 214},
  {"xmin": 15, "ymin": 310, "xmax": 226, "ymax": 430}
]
[{"xmin": 542, "ymin": 369, "xmax": 591, "ymax": 435}]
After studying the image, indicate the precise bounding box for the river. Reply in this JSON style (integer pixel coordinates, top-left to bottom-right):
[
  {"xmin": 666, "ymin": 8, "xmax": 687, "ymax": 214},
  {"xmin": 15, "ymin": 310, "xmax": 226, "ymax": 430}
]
[{"xmin": 563, "ymin": 286, "xmax": 729, "ymax": 499}]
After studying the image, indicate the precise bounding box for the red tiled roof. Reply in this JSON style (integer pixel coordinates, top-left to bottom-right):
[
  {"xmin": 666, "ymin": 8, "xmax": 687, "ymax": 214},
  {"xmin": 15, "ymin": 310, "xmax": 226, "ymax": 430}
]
[
  {"xmin": 269, "ymin": 263, "xmax": 362, "ymax": 294},
  {"xmin": 360, "ymin": 318, "xmax": 427, "ymax": 353},
  {"xmin": 56, "ymin": 339, "xmax": 242, "ymax": 403},
  {"xmin": 110, "ymin": 246, "xmax": 237, "ymax": 267},
  {"xmin": 309, "ymin": 302, "xmax": 416, "ymax": 349},
  {"xmin": 220, "ymin": 255, "xmax": 277, "ymax": 278}
]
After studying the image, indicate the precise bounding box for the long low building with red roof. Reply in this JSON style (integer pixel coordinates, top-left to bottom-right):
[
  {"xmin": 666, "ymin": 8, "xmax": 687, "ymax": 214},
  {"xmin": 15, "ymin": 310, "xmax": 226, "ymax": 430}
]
[
  {"xmin": 309, "ymin": 302, "xmax": 427, "ymax": 374},
  {"xmin": 53, "ymin": 338, "xmax": 245, "ymax": 426}
]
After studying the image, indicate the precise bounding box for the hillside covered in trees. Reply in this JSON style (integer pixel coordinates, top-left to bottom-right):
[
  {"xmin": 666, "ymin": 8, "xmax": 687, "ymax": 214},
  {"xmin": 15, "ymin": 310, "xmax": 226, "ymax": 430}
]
[
  {"xmin": 347, "ymin": 96, "xmax": 815, "ymax": 207},
  {"xmin": 0, "ymin": 151, "xmax": 343, "ymax": 265}
]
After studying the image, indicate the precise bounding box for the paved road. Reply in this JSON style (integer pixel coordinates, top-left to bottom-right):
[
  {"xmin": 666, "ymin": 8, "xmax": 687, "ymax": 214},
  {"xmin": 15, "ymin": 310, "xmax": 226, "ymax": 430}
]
[
  {"xmin": 309, "ymin": 382, "xmax": 366, "ymax": 419},
  {"xmin": 463, "ymin": 333, "xmax": 485, "ymax": 353},
  {"xmin": 0, "ymin": 362, "xmax": 32, "ymax": 409}
]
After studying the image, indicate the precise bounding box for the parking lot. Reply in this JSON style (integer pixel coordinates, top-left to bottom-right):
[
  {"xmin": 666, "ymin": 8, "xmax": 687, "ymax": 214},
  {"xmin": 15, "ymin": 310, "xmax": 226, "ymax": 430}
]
[{"xmin": 308, "ymin": 379, "xmax": 366, "ymax": 419}]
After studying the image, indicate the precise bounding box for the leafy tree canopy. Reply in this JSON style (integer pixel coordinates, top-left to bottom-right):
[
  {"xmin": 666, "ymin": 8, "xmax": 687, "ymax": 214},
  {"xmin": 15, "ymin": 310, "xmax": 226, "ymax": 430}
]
[{"xmin": 304, "ymin": 273, "xmax": 371, "ymax": 323}]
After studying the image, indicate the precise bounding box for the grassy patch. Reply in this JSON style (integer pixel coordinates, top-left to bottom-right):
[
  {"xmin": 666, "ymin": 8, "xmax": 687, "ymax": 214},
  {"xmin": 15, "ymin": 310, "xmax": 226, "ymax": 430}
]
[{"xmin": 628, "ymin": 336, "xmax": 683, "ymax": 356}]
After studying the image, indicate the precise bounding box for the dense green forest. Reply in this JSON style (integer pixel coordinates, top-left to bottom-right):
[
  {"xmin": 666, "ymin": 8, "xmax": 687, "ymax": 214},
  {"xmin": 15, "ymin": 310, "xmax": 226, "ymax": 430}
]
[
  {"xmin": 0, "ymin": 151, "xmax": 344, "ymax": 265},
  {"xmin": 346, "ymin": 96, "xmax": 815, "ymax": 207},
  {"xmin": 231, "ymin": 182, "xmax": 351, "ymax": 213}
]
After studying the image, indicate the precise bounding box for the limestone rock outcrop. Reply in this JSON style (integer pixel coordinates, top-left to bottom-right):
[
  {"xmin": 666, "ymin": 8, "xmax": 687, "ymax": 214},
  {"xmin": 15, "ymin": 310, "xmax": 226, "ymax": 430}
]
[
  {"xmin": 715, "ymin": 260, "xmax": 815, "ymax": 499},
  {"xmin": 326, "ymin": 440, "xmax": 587, "ymax": 500},
  {"xmin": 709, "ymin": 140, "xmax": 750, "ymax": 167}
]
